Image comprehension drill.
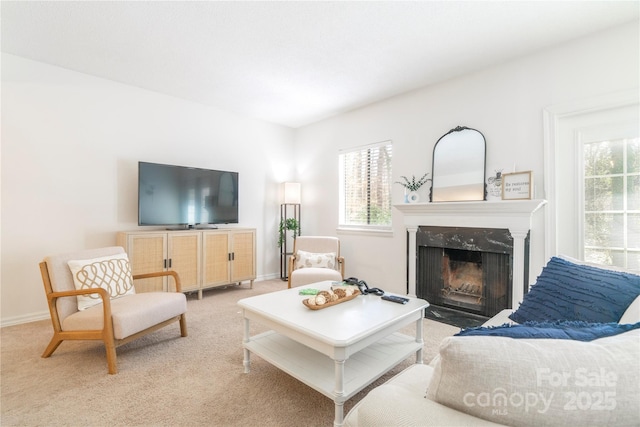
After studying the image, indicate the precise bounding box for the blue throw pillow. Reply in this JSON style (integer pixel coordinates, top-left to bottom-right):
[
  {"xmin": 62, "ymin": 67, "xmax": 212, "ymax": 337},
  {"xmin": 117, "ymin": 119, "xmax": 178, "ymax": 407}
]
[
  {"xmin": 455, "ymin": 320, "xmax": 640, "ymax": 342},
  {"xmin": 509, "ymin": 256, "xmax": 640, "ymax": 324}
]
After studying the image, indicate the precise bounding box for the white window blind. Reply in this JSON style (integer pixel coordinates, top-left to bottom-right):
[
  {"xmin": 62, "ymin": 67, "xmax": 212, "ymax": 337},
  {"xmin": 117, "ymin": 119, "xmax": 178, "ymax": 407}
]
[{"xmin": 339, "ymin": 141, "xmax": 393, "ymax": 229}]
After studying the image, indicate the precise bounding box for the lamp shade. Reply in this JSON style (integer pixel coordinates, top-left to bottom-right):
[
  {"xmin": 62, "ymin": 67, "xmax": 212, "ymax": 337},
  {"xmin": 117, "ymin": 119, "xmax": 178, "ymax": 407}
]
[{"xmin": 282, "ymin": 182, "xmax": 301, "ymax": 204}]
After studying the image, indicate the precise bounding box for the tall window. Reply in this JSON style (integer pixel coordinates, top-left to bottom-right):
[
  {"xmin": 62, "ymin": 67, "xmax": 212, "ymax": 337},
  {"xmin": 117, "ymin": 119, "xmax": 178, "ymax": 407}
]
[
  {"xmin": 339, "ymin": 141, "xmax": 393, "ymax": 229},
  {"xmin": 545, "ymin": 95, "xmax": 638, "ymax": 271},
  {"xmin": 583, "ymin": 136, "xmax": 640, "ymax": 269}
]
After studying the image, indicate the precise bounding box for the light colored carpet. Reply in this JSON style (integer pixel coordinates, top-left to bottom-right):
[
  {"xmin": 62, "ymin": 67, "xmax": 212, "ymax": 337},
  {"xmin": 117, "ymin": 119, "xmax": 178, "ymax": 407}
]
[{"xmin": 1, "ymin": 279, "xmax": 459, "ymax": 426}]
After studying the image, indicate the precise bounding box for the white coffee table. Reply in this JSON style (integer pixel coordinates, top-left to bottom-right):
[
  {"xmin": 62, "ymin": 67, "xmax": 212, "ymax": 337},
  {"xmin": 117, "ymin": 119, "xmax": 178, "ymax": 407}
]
[{"xmin": 238, "ymin": 281, "xmax": 429, "ymax": 427}]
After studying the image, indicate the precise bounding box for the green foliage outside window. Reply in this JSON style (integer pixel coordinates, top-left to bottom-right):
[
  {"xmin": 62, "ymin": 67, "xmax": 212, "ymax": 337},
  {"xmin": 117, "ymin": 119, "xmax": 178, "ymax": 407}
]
[
  {"xmin": 340, "ymin": 142, "xmax": 393, "ymax": 228},
  {"xmin": 583, "ymin": 137, "xmax": 640, "ymax": 269}
]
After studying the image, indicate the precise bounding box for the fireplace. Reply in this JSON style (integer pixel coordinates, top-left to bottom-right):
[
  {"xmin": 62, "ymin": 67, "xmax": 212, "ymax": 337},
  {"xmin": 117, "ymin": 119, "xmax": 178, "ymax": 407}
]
[
  {"xmin": 394, "ymin": 199, "xmax": 546, "ymax": 310},
  {"xmin": 417, "ymin": 226, "xmax": 526, "ymax": 318}
]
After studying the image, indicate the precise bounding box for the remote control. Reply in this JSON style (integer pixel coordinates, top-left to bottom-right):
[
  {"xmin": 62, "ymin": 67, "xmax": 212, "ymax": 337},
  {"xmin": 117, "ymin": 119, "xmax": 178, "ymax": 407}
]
[{"xmin": 381, "ymin": 295, "xmax": 409, "ymax": 304}]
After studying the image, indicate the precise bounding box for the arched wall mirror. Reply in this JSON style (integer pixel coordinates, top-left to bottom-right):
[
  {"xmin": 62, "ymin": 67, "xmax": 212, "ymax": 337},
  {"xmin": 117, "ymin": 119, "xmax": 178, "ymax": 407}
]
[{"xmin": 431, "ymin": 126, "xmax": 486, "ymax": 202}]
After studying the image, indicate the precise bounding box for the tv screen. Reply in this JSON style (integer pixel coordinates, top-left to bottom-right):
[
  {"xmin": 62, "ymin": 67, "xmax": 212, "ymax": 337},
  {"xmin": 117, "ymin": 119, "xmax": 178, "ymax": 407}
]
[{"xmin": 138, "ymin": 162, "xmax": 239, "ymax": 227}]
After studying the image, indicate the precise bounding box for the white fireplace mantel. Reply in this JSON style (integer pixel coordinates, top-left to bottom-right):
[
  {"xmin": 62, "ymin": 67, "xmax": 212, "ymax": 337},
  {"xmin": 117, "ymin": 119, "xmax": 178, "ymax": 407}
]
[{"xmin": 395, "ymin": 199, "xmax": 547, "ymax": 308}]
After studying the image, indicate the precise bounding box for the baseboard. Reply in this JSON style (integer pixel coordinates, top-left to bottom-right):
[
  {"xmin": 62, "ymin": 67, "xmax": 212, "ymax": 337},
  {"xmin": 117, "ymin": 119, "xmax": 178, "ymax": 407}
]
[
  {"xmin": 1, "ymin": 311, "xmax": 50, "ymax": 328},
  {"xmin": 1, "ymin": 274, "xmax": 282, "ymax": 328},
  {"xmin": 256, "ymin": 273, "xmax": 281, "ymax": 281}
]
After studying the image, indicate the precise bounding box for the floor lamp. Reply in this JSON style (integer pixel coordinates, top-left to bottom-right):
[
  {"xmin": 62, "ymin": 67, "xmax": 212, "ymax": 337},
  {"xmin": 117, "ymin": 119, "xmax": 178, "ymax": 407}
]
[{"xmin": 280, "ymin": 182, "xmax": 301, "ymax": 280}]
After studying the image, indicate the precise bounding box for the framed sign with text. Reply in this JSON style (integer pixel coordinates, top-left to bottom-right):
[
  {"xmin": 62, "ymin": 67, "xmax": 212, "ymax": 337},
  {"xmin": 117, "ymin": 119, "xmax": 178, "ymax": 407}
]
[{"xmin": 502, "ymin": 171, "xmax": 533, "ymax": 200}]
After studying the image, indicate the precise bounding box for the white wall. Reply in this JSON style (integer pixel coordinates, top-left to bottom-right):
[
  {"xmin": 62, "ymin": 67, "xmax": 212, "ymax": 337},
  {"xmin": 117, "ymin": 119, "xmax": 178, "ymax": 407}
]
[
  {"xmin": 293, "ymin": 22, "xmax": 640, "ymax": 295},
  {"xmin": 2, "ymin": 21, "xmax": 638, "ymax": 325},
  {"xmin": 1, "ymin": 54, "xmax": 295, "ymax": 325}
]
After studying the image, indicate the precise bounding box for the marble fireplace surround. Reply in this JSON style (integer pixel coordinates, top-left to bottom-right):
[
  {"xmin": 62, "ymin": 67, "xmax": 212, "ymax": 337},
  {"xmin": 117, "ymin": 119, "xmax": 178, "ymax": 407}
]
[{"xmin": 395, "ymin": 199, "xmax": 547, "ymax": 309}]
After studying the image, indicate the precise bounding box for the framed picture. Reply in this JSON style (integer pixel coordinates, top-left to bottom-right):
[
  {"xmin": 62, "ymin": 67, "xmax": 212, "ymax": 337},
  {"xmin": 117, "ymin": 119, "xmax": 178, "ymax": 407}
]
[
  {"xmin": 502, "ymin": 171, "xmax": 533, "ymax": 200},
  {"xmin": 486, "ymin": 168, "xmax": 506, "ymax": 201}
]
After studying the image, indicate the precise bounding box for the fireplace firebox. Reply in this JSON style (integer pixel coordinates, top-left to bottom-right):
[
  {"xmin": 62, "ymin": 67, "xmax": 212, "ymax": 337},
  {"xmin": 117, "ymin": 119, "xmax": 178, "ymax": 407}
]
[{"xmin": 416, "ymin": 226, "xmax": 529, "ymax": 318}]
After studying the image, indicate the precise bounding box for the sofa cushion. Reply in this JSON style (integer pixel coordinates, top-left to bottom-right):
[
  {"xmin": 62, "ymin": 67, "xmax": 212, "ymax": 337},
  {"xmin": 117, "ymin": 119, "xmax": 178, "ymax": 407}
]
[
  {"xmin": 426, "ymin": 330, "xmax": 640, "ymax": 427},
  {"xmin": 346, "ymin": 364, "xmax": 503, "ymax": 427},
  {"xmin": 620, "ymin": 295, "xmax": 640, "ymax": 324},
  {"xmin": 509, "ymin": 256, "xmax": 640, "ymax": 324},
  {"xmin": 455, "ymin": 320, "xmax": 640, "ymax": 341},
  {"xmin": 61, "ymin": 292, "xmax": 187, "ymax": 339},
  {"xmin": 68, "ymin": 253, "xmax": 136, "ymax": 311}
]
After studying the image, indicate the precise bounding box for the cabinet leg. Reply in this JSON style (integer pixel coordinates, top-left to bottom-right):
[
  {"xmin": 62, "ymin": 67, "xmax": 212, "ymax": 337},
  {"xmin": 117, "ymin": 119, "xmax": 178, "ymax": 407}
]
[{"xmin": 198, "ymin": 289, "xmax": 203, "ymax": 300}]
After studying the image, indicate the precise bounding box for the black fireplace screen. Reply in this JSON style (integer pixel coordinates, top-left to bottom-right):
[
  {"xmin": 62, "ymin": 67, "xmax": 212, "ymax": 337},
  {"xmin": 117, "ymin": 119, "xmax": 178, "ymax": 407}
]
[{"xmin": 416, "ymin": 226, "xmax": 520, "ymax": 318}]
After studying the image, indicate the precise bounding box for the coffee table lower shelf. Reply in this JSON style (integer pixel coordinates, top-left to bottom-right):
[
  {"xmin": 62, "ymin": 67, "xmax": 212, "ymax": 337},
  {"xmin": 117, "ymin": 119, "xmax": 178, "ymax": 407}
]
[{"xmin": 244, "ymin": 330, "xmax": 422, "ymax": 402}]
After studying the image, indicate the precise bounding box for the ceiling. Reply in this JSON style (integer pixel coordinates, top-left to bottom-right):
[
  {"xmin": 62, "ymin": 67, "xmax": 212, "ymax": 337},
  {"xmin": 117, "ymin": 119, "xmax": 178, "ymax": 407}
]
[{"xmin": 2, "ymin": 1, "xmax": 638, "ymax": 128}]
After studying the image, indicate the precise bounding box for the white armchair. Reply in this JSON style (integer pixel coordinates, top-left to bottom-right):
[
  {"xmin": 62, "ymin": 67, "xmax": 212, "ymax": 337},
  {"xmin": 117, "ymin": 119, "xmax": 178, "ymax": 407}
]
[
  {"xmin": 39, "ymin": 246, "xmax": 187, "ymax": 374},
  {"xmin": 287, "ymin": 236, "xmax": 345, "ymax": 288}
]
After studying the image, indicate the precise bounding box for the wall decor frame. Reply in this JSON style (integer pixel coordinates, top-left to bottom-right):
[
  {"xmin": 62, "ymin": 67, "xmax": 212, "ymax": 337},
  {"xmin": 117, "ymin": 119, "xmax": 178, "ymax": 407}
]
[{"xmin": 502, "ymin": 171, "xmax": 533, "ymax": 200}]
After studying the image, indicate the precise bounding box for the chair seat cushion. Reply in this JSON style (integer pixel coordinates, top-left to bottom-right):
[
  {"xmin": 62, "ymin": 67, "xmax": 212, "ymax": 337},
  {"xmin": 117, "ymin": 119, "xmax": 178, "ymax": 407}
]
[
  {"xmin": 290, "ymin": 267, "xmax": 342, "ymax": 287},
  {"xmin": 62, "ymin": 292, "xmax": 187, "ymax": 340}
]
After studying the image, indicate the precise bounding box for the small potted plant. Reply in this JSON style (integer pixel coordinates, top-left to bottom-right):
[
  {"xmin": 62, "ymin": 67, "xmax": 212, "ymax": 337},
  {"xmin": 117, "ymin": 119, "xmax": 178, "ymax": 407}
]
[
  {"xmin": 396, "ymin": 173, "xmax": 431, "ymax": 203},
  {"xmin": 278, "ymin": 217, "xmax": 300, "ymax": 247}
]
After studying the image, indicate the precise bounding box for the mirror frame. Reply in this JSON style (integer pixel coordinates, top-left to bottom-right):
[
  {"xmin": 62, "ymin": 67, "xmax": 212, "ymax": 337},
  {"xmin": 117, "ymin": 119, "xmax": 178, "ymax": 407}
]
[{"xmin": 430, "ymin": 126, "xmax": 487, "ymax": 202}]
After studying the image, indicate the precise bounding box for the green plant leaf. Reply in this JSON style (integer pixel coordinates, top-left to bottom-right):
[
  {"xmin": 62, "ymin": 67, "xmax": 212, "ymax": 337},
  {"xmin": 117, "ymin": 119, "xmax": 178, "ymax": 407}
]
[
  {"xmin": 395, "ymin": 173, "xmax": 431, "ymax": 191},
  {"xmin": 277, "ymin": 218, "xmax": 300, "ymax": 247}
]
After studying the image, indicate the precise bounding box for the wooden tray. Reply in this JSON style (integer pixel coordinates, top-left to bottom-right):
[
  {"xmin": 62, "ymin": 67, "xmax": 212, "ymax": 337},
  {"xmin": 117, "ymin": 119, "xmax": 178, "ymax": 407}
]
[{"xmin": 302, "ymin": 290, "xmax": 361, "ymax": 310}]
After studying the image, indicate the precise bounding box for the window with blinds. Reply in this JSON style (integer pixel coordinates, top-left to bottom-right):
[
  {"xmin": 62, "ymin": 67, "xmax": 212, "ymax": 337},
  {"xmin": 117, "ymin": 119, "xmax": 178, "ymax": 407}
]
[{"xmin": 339, "ymin": 141, "xmax": 393, "ymax": 229}]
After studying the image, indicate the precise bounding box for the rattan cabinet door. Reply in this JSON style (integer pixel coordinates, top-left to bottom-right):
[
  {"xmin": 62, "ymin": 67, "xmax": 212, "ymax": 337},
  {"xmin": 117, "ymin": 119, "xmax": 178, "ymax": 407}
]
[
  {"xmin": 119, "ymin": 232, "xmax": 167, "ymax": 293},
  {"xmin": 202, "ymin": 231, "xmax": 230, "ymax": 286},
  {"xmin": 167, "ymin": 232, "xmax": 201, "ymax": 292},
  {"xmin": 230, "ymin": 230, "xmax": 256, "ymax": 282}
]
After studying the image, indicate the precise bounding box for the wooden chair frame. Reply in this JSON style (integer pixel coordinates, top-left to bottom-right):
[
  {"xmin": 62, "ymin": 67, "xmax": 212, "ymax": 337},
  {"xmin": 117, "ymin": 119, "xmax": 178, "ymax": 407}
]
[
  {"xmin": 287, "ymin": 237, "xmax": 345, "ymax": 288},
  {"xmin": 40, "ymin": 262, "xmax": 188, "ymax": 374}
]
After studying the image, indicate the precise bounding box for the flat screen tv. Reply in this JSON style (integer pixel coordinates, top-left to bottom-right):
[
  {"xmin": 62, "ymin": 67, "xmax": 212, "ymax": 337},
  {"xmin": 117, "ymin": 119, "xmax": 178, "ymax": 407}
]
[{"xmin": 138, "ymin": 161, "xmax": 239, "ymax": 227}]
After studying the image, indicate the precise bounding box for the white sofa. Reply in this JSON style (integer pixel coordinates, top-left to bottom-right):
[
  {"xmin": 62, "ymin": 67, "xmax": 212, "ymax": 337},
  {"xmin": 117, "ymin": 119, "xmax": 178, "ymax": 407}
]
[{"xmin": 344, "ymin": 257, "xmax": 640, "ymax": 427}]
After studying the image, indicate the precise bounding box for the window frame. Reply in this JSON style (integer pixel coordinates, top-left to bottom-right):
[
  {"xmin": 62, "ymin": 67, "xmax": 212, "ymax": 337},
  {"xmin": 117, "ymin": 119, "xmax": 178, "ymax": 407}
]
[
  {"xmin": 579, "ymin": 128, "xmax": 639, "ymax": 269},
  {"xmin": 543, "ymin": 91, "xmax": 639, "ymax": 270},
  {"xmin": 338, "ymin": 140, "xmax": 393, "ymax": 232}
]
